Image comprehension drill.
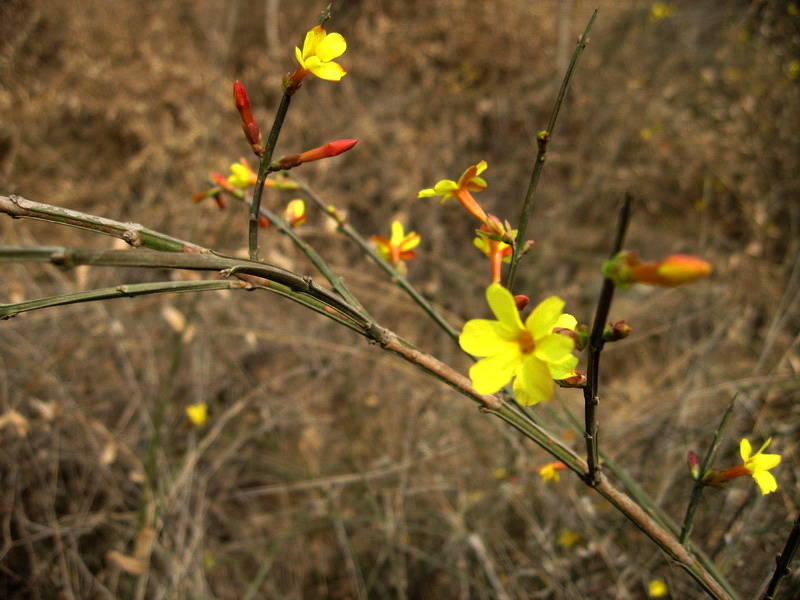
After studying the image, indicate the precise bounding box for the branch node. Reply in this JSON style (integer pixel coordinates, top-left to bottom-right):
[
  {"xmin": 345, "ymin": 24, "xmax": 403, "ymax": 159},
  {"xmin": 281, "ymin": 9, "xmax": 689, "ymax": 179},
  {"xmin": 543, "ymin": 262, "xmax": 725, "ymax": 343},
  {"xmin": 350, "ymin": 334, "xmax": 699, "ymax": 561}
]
[{"xmin": 122, "ymin": 229, "xmax": 144, "ymax": 247}]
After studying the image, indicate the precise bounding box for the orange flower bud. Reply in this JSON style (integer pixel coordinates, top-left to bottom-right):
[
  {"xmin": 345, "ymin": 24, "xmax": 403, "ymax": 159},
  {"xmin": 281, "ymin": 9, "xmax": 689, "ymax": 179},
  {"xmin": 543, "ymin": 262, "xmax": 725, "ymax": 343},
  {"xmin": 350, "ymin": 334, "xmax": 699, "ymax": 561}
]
[
  {"xmin": 603, "ymin": 251, "xmax": 712, "ymax": 289},
  {"xmin": 687, "ymin": 451, "xmax": 700, "ymax": 480},
  {"xmin": 557, "ymin": 371, "xmax": 586, "ymax": 388},
  {"xmin": 513, "ymin": 295, "xmax": 529, "ymax": 311},
  {"xmin": 233, "ymin": 80, "xmax": 264, "ymax": 156},
  {"xmin": 258, "ymin": 215, "xmax": 270, "ymax": 229},
  {"xmin": 277, "ymin": 139, "xmax": 358, "ymax": 170}
]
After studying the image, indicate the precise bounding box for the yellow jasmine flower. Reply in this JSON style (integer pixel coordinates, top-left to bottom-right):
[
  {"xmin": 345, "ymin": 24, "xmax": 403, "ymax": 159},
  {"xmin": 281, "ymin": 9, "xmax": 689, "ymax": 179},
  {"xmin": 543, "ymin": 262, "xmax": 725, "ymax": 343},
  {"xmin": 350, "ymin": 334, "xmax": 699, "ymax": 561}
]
[
  {"xmin": 284, "ymin": 199, "xmax": 306, "ymax": 227},
  {"xmin": 474, "ymin": 222, "xmax": 517, "ymax": 283},
  {"xmin": 371, "ymin": 221, "xmax": 421, "ymax": 274},
  {"xmin": 538, "ymin": 461, "xmax": 568, "ymax": 483},
  {"xmin": 556, "ymin": 528, "xmax": 580, "ymax": 548},
  {"xmin": 418, "ymin": 161, "xmax": 490, "ymax": 223},
  {"xmin": 459, "ymin": 283, "xmax": 578, "ymax": 406},
  {"xmin": 294, "ymin": 25, "xmax": 347, "ymax": 82},
  {"xmin": 227, "ymin": 159, "xmax": 259, "ymax": 189},
  {"xmin": 739, "ymin": 437, "xmax": 782, "ymax": 495},
  {"xmin": 648, "ymin": 578, "xmax": 668, "ymax": 598},
  {"xmin": 186, "ymin": 402, "xmax": 208, "ymax": 427}
]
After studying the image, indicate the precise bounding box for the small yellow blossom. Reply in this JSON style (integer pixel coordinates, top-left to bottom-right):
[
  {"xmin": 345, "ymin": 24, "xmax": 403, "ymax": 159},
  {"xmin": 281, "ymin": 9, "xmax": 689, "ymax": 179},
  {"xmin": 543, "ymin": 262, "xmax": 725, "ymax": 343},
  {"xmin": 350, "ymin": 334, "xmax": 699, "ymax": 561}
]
[
  {"xmin": 418, "ymin": 161, "xmax": 490, "ymax": 223},
  {"xmin": 556, "ymin": 528, "xmax": 581, "ymax": 548},
  {"xmin": 284, "ymin": 199, "xmax": 306, "ymax": 227},
  {"xmin": 538, "ymin": 461, "xmax": 568, "ymax": 482},
  {"xmin": 185, "ymin": 402, "xmax": 208, "ymax": 427},
  {"xmin": 788, "ymin": 60, "xmax": 800, "ymax": 80},
  {"xmin": 371, "ymin": 221, "xmax": 421, "ymax": 273},
  {"xmin": 648, "ymin": 578, "xmax": 668, "ymax": 598},
  {"xmin": 650, "ymin": 3, "xmax": 676, "ymax": 20},
  {"xmin": 227, "ymin": 159, "xmax": 259, "ymax": 189},
  {"xmin": 712, "ymin": 437, "xmax": 782, "ymax": 495},
  {"xmin": 294, "ymin": 25, "xmax": 347, "ymax": 82},
  {"xmin": 459, "ymin": 284, "xmax": 578, "ymax": 406}
]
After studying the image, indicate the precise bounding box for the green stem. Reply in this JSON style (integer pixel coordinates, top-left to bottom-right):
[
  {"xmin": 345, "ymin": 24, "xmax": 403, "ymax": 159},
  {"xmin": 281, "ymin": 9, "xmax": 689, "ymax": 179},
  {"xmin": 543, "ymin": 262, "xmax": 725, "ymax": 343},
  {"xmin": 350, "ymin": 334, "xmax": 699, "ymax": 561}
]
[
  {"xmin": 0, "ymin": 279, "xmax": 248, "ymax": 319},
  {"xmin": 290, "ymin": 174, "xmax": 461, "ymax": 342},
  {"xmin": 506, "ymin": 9, "xmax": 598, "ymax": 291},
  {"xmin": 249, "ymin": 93, "xmax": 292, "ymax": 260},
  {"xmin": 680, "ymin": 395, "xmax": 737, "ymax": 544},
  {"xmin": 582, "ymin": 193, "xmax": 632, "ymax": 483},
  {"xmin": 0, "ymin": 195, "xmax": 206, "ymax": 253}
]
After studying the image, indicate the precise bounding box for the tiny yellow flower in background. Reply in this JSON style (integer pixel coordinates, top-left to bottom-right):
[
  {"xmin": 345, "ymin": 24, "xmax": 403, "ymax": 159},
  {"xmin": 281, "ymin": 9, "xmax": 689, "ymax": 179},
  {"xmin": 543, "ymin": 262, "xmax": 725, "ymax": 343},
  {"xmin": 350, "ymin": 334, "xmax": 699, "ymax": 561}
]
[
  {"xmin": 418, "ymin": 161, "xmax": 490, "ymax": 223},
  {"xmin": 284, "ymin": 199, "xmax": 306, "ymax": 227},
  {"xmin": 227, "ymin": 159, "xmax": 259, "ymax": 189},
  {"xmin": 290, "ymin": 25, "xmax": 347, "ymax": 86},
  {"xmin": 650, "ymin": 3, "xmax": 676, "ymax": 20},
  {"xmin": 371, "ymin": 221, "xmax": 421, "ymax": 274},
  {"xmin": 556, "ymin": 528, "xmax": 581, "ymax": 549},
  {"xmin": 648, "ymin": 578, "xmax": 668, "ymax": 598},
  {"xmin": 459, "ymin": 283, "xmax": 578, "ymax": 406},
  {"xmin": 186, "ymin": 402, "xmax": 208, "ymax": 427},
  {"xmin": 538, "ymin": 461, "xmax": 568, "ymax": 483}
]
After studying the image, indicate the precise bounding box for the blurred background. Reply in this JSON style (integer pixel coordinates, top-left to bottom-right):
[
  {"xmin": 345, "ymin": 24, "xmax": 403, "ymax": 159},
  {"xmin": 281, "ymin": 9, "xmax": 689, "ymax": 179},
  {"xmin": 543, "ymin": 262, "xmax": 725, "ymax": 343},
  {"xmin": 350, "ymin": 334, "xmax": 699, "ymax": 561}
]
[{"xmin": 1, "ymin": 0, "xmax": 798, "ymax": 598}]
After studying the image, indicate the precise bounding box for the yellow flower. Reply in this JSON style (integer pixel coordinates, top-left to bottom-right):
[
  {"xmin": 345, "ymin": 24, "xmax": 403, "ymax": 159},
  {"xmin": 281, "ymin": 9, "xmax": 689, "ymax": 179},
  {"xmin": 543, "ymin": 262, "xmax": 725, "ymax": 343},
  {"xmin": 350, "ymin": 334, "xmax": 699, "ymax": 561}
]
[
  {"xmin": 556, "ymin": 528, "xmax": 580, "ymax": 548},
  {"xmin": 648, "ymin": 578, "xmax": 668, "ymax": 598},
  {"xmin": 371, "ymin": 221, "xmax": 421, "ymax": 273},
  {"xmin": 459, "ymin": 283, "xmax": 578, "ymax": 406},
  {"xmin": 294, "ymin": 25, "xmax": 347, "ymax": 82},
  {"xmin": 186, "ymin": 402, "xmax": 208, "ymax": 427},
  {"xmin": 227, "ymin": 159, "xmax": 259, "ymax": 189},
  {"xmin": 284, "ymin": 199, "xmax": 306, "ymax": 227},
  {"xmin": 538, "ymin": 461, "xmax": 568, "ymax": 483},
  {"xmin": 740, "ymin": 438, "xmax": 781, "ymax": 495},
  {"xmin": 418, "ymin": 161, "xmax": 490, "ymax": 223}
]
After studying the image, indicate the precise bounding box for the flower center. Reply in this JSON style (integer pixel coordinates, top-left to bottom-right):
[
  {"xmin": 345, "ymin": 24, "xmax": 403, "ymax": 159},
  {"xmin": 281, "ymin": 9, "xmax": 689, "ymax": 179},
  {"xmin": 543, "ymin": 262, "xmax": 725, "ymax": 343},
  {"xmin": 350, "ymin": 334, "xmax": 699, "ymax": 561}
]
[{"xmin": 518, "ymin": 331, "xmax": 535, "ymax": 355}]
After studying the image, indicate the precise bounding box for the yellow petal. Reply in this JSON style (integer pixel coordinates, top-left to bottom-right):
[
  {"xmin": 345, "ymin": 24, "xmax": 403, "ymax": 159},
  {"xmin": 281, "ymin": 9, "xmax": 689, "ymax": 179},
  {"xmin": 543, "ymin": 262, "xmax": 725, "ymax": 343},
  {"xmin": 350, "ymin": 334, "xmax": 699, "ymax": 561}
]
[
  {"xmin": 302, "ymin": 26, "xmax": 326, "ymax": 59},
  {"xmin": 401, "ymin": 232, "xmax": 421, "ymax": 252},
  {"xmin": 305, "ymin": 57, "xmax": 347, "ymax": 81},
  {"xmin": 739, "ymin": 438, "xmax": 753, "ymax": 462},
  {"xmin": 486, "ymin": 283, "xmax": 525, "ymax": 331},
  {"xmin": 295, "ymin": 46, "xmax": 305, "ymax": 67},
  {"xmin": 534, "ymin": 333, "xmax": 574, "ymax": 363},
  {"xmin": 748, "ymin": 453, "xmax": 781, "ymax": 472},
  {"xmin": 526, "ymin": 296, "xmax": 566, "ymax": 340},
  {"xmin": 390, "ymin": 221, "xmax": 405, "ymax": 245},
  {"xmin": 554, "ymin": 313, "xmax": 577, "ymax": 330},
  {"xmin": 315, "ymin": 32, "xmax": 346, "ymax": 61},
  {"xmin": 513, "ymin": 356, "xmax": 553, "ymax": 406},
  {"xmin": 469, "ymin": 351, "xmax": 520, "ymax": 395},
  {"xmin": 460, "ymin": 319, "xmax": 519, "ymax": 356},
  {"xmin": 465, "ymin": 176, "xmax": 487, "ymax": 192},
  {"xmin": 753, "ymin": 470, "xmax": 778, "ymax": 494},
  {"xmin": 547, "ymin": 353, "xmax": 578, "ymax": 380}
]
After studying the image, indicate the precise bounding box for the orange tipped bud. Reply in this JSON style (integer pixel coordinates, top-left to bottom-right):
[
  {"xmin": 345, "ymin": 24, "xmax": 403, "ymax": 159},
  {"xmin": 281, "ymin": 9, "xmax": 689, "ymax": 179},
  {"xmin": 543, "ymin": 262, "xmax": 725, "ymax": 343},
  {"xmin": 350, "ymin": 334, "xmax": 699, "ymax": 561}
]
[
  {"xmin": 514, "ymin": 295, "xmax": 529, "ymax": 311},
  {"xmin": 233, "ymin": 80, "xmax": 264, "ymax": 155},
  {"xmin": 284, "ymin": 199, "xmax": 306, "ymax": 227},
  {"xmin": 278, "ymin": 139, "xmax": 358, "ymax": 170},
  {"xmin": 258, "ymin": 215, "xmax": 270, "ymax": 229},
  {"xmin": 603, "ymin": 251, "xmax": 712, "ymax": 289}
]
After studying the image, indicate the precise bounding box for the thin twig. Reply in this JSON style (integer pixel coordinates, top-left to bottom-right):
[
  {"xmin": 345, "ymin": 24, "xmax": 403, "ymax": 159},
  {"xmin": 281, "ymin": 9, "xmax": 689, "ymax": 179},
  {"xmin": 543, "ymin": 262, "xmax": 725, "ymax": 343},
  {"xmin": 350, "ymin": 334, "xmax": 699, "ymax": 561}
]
[
  {"xmin": 505, "ymin": 9, "xmax": 598, "ymax": 291},
  {"xmin": 249, "ymin": 93, "xmax": 292, "ymax": 260},
  {"xmin": 762, "ymin": 512, "xmax": 800, "ymax": 600},
  {"xmin": 680, "ymin": 395, "xmax": 737, "ymax": 544},
  {"xmin": 583, "ymin": 193, "xmax": 632, "ymax": 483}
]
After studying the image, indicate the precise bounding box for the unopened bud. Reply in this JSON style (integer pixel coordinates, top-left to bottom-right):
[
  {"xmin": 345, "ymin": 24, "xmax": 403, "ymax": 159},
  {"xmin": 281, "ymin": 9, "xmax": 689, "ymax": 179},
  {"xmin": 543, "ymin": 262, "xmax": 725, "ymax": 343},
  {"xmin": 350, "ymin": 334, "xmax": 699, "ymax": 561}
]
[
  {"xmin": 555, "ymin": 327, "xmax": 586, "ymax": 352},
  {"xmin": 284, "ymin": 199, "xmax": 306, "ymax": 227},
  {"xmin": 687, "ymin": 451, "xmax": 700, "ymax": 480},
  {"xmin": 557, "ymin": 371, "xmax": 586, "ymax": 388},
  {"xmin": 258, "ymin": 215, "xmax": 270, "ymax": 229},
  {"xmin": 278, "ymin": 139, "xmax": 358, "ymax": 170},
  {"xmin": 602, "ymin": 321, "xmax": 632, "ymax": 342},
  {"xmin": 233, "ymin": 80, "xmax": 264, "ymax": 156},
  {"xmin": 603, "ymin": 251, "xmax": 712, "ymax": 289},
  {"xmin": 514, "ymin": 295, "xmax": 529, "ymax": 311}
]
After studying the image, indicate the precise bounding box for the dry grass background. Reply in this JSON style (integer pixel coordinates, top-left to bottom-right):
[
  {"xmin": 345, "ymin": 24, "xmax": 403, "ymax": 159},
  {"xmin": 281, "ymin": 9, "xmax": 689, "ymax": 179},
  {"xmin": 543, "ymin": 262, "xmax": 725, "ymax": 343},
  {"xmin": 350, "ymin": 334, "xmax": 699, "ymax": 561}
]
[{"xmin": 1, "ymin": 0, "xmax": 799, "ymax": 598}]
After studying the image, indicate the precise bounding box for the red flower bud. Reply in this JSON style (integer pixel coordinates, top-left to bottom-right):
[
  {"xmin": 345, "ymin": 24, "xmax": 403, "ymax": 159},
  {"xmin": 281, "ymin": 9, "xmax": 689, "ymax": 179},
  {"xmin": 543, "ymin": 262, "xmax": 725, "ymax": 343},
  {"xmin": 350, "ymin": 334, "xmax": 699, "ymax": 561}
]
[
  {"xmin": 233, "ymin": 80, "xmax": 264, "ymax": 156},
  {"xmin": 258, "ymin": 215, "xmax": 270, "ymax": 229},
  {"xmin": 277, "ymin": 139, "xmax": 358, "ymax": 170},
  {"xmin": 602, "ymin": 321, "xmax": 632, "ymax": 342},
  {"xmin": 514, "ymin": 295, "xmax": 529, "ymax": 311},
  {"xmin": 687, "ymin": 451, "xmax": 700, "ymax": 480}
]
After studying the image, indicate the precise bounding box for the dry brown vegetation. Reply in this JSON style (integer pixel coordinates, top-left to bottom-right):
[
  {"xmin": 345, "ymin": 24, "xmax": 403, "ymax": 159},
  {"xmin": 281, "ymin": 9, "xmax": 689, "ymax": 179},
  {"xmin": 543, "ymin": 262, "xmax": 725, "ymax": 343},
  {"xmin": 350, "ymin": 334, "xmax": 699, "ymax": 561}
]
[{"xmin": 1, "ymin": 0, "xmax": 799, "ymax": 598}]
